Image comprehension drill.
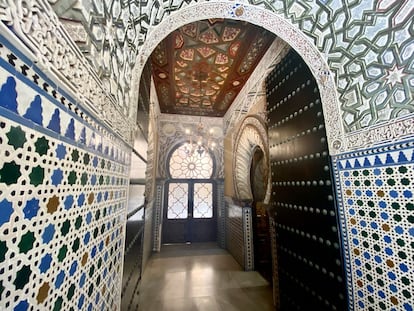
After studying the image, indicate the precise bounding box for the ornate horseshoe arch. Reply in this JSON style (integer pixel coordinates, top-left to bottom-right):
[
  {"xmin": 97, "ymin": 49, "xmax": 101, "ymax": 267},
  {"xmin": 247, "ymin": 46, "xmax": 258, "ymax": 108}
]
[{"xmin": 233, "ymin": 116, "xmax": 271, "ymax": 203}]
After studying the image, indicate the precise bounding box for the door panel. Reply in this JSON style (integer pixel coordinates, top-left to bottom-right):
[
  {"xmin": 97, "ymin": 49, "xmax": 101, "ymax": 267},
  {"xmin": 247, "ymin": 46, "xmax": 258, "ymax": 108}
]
[
  {"xmin": 166, "ymin": 183, "xmax": 188, "ymax": 219},
  {"xmin": 162, "ymin": 183, "xmax": 189, "ymax": 243},
  {"xmin": 266, "ymin": 50, "xmax": 346, "ymax": 310},
  {"xmin": 193, "ymin": 183, "xmax": 213, "ymax": 218}
]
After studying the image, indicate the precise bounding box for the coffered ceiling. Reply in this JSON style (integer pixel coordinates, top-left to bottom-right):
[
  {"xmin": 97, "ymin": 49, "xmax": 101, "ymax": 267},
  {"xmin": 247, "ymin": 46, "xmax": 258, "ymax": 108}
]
[{"xmin": 150, "ymin": 19, "xmax": 275, "ymax": 117}]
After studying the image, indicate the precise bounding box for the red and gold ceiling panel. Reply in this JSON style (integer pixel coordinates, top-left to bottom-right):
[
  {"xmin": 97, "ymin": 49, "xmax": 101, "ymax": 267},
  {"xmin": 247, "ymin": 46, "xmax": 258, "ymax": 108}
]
[
  {"xmin": 182, "ymin": 23, "xmax": 197, "ymax": 37},
  {"xmin": 222, "ymin": 27, "xmax": 241, "ymax": 41},
  {"xmin": 174, "ymin": 33, "xmax": 184, "ymax": 49},
  {"xmin": 151, "ymin": 41, "xmax": 168, "ymax": 67},
  {"xmin": 151, "ymin": 19, "xmax": 275, "ymax": 117},
  {"xmin": 197, "ymin": 46, "xmax": 216, "ymax": 58}
]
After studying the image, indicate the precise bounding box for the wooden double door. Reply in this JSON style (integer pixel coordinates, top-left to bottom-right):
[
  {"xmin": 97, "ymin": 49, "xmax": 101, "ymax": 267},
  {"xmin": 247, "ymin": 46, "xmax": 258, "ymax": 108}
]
[{"xmin": 162, "ymin": 179, "xmax": 217, "ymax": 243}]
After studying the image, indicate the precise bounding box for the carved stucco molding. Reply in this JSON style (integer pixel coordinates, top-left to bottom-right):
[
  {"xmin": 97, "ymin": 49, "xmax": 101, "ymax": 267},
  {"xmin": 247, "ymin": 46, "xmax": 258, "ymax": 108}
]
[
  {"xmin": 233, "ymin": 115, "xmax": 271, "ymax": 203},
  {"xmin": 345, "ymin": 114, "xmax": 414, "ymax": 151},
  {"xmin": 132, "ymin": 1, "xmax": 345, "ymax": 155},
  {"xmin": 0, "ymin": 0, "xmax": 134, "ymax": 143}
]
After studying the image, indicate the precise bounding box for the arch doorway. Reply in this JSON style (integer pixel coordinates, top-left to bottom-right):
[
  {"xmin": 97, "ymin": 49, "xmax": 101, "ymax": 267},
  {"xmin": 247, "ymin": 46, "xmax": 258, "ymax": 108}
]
[
  {"xmin": 250, "ymin": 147, "xmax": 272, "ymax": 283},
  {"xmin": 162, "ymin": 143, "xmax": 217, "ymax": 243},
  {"xmin": 136, "ymin": 3, "xmax": 347, "ymax": 309}
]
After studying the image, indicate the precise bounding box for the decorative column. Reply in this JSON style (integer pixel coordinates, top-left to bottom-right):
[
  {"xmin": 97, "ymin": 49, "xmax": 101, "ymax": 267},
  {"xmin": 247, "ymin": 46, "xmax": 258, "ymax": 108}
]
[
  {"xmin": 216, "ymin": 179, "xmax": 226, "ymax": 248},
  {"xmin": 243, "ymin": 204, "xmax": 254, "ymax": 271}
]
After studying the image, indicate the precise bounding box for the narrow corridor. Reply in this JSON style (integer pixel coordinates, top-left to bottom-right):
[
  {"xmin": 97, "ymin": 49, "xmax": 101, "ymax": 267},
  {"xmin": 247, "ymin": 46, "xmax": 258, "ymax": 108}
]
[{"xmin": 137, "ymin": 243, "xmax": 274, "ymax": 311}]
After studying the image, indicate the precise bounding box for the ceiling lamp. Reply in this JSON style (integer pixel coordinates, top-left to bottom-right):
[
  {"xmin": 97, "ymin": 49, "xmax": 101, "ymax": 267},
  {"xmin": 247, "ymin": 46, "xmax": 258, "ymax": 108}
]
[{"xmin": 184, "ymin": 119, "xmax": 216, "ymax": 157}]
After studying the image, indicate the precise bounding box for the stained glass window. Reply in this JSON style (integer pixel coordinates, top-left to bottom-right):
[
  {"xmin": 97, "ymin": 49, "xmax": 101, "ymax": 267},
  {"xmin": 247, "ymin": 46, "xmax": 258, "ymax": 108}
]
[{"xmin": 169, "ymin": 144, "xmax": 213, "ymax": 179}]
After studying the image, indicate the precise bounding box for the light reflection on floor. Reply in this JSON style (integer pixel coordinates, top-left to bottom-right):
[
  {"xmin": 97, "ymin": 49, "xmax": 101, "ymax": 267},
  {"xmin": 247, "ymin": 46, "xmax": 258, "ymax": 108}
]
[{"xmin": 138, "ymin": 243, "xmax": 274, "ymax": 310}]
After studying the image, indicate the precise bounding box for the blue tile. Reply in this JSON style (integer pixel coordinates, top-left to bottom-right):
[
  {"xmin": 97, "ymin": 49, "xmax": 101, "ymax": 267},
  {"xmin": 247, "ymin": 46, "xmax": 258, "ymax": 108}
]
[
  {"xmin": 0, "ymin": 76, "xmax": 18, "ymax": 113},
  {"xmin": 23, "ymin": 95, "xmax": 43, "ymax": 126}
]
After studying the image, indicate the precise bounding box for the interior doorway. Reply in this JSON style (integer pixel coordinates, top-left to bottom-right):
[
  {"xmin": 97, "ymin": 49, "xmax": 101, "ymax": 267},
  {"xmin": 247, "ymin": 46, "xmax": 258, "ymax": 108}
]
[
  {"xmin": 250, "ymin": 147, "xmax": 272, "ymax": 283},
  {"xmin": 162, "ymin": 143, "xmax": 217, "ymax": 244},
  {"xmin": 163, "ymin": 180, "xmax": 217, "ymax": 243}
]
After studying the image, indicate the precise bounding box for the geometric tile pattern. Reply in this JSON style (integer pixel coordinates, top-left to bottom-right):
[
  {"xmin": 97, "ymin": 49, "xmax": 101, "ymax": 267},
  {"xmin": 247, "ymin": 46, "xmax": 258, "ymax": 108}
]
[
  {"xmin": 0, "ymin": 40, "xmax": 130, "ymax": 310},
  {"xmin": 0, "ymin": 37, "xmax": 129, "ymax": 164},
  {"xmin": 275, "ymin": 0, "xmax": 414, "ymax": 132},
  {"xmin": 216, "ymin": 179, "xmax": 226, "ymax": 248},
  {"xmin": 0, "ymin": 114, "xmax": 129, "ymax": 310},
  {"xmin": 226, "ymin": 200, "xmax": 245, "ymax": 269},
  {"xmin": 333, "ymin": 140, "xmax": 414, "ymax": 311},
  {"xmin": 0, "ymin": 2, "xmax": 134, "ymax": 142},
  {"xmin": 4, "ymin": 1, "xmax": 412, "ymax": 153},
  {"xmin": 4, "ymin": 0, "xmax": 412, "ymax": 145},
  {"xmin": 134, "ymin": 0, "xmax": 413, "ymax": 136},
  {"xmin": 152, "ymin": 181, "xmax": 164, "ymax": 252},
  {"xmin": 51, "ymin": 0, "xmax": 142, "ymax": 119}
]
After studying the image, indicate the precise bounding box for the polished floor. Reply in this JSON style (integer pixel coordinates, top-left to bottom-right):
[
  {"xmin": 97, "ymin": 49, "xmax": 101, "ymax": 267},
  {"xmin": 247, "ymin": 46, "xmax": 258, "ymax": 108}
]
[{"xmin": 138, "ymin": 243, "xmax": 275, "ymax": 311}]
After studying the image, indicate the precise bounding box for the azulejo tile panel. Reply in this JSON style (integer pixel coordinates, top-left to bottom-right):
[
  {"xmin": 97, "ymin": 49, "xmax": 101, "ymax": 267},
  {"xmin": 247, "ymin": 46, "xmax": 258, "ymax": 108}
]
[
  {"xmin": 0, "ymin": 37, "xmax": 131, "ymax": 310},
  {"xmin": 333, "ymin": 140, "xmax": 414, "ymax": 311},
  {"xmin": 226, "ymin": 200, "xmax": 245, "ymax": 268},
  {"xmin": 0, "ymin": 35, "xmax": 130, "ymax": 165},
  {"xmin": 0, "ymin": 2, "xmax": 135, "ymax": 137}
]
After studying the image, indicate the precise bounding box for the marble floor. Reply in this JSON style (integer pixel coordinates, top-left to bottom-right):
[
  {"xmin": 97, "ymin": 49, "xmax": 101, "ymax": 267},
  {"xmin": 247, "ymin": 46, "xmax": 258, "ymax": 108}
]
[{"xmin": 138, "ymin": 243, "xmax": 275, "ymax": 311}]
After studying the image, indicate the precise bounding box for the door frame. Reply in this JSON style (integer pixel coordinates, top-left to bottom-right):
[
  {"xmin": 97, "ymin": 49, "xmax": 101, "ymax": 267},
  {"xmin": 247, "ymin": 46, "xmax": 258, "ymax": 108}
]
[{"xmin": 162, "ymin": 178, "xmax": 217, "ymax": 243}]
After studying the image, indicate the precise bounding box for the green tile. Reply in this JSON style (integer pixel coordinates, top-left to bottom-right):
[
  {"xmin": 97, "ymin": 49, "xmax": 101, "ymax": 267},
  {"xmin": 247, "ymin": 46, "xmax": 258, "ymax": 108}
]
[
  {"xmin": 13, "ymin": 265, "xmax": 32, "ymax": 290},
  {"xmin": 34, "ymin": 136, "xmax": 49, "ymax": 156},
  {"xmin": 0, "ymin": 161, "xmax": 21, "ymax": 185},
  {"xmin": 61, "ymin": 220, "xmax": 70, "ymax": 237},
  {"xmin": 0, "ymin": 240, "xmax": 7, "ymax": 263},
  {"xmin": 71, "ymin": 149, "xmax": 79, "ymax": 162},
  {"xmin": 58, "ymin": 245, "xmax": 68, "ymax": 262},
  {"xmin": 29, "ymin": 166, "xmax": 44, "ymax": 186},
  {"xmin": 6, "ymin": 126, "xmax": 26, "ymax": 150},
  {"xmin": 18, "ymin": 231, "xmax": 35, "ymax": 254}
]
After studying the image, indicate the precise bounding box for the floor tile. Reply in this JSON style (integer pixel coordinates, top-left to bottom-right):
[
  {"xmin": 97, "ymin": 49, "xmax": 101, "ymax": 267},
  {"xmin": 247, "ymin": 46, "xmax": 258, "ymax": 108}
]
[{"xmin": 138, "ymin": 243, "xmax": 275, "ymax": 310}]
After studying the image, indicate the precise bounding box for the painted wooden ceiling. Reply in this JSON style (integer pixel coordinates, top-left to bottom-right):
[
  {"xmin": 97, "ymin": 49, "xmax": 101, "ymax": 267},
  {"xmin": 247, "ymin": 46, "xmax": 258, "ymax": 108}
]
[{"xmin": 150, "ymin": 19, "xmax": 275, "ymax": 117}]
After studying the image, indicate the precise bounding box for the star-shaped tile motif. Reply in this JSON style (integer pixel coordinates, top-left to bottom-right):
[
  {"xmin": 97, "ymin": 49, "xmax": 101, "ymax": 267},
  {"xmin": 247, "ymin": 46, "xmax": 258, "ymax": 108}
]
[
  {"xmin": 385, "ymin": 65, "xmax": 406, "ymax": 87},
  {"xmin": 6, "ymin": 126, "xmax": 26, "ymax": 150},
  {"xmin": 34, "ymin": 136, "xmax": 49, "ymax": 156}
]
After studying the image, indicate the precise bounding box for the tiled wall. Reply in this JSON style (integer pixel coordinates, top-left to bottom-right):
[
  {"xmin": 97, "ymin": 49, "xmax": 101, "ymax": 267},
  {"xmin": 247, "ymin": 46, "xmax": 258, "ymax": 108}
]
[
  {"xmin": 333, "ymin": 141, "xmax": 414, "ymax": 311},
  {"xmin": 216, "ymin": 179, "xmax": 226, "ymax": 248},
  {"xmin": 225, "ymin": 199, "xmax": 254, "ymax": 270},
  {"xmin": 0, "ymin": 35, "xmax": 130, "ymax": 310},
  {"xmin": 225, "ymin": 200, "xmax": 244, "ymax": 268}
]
